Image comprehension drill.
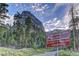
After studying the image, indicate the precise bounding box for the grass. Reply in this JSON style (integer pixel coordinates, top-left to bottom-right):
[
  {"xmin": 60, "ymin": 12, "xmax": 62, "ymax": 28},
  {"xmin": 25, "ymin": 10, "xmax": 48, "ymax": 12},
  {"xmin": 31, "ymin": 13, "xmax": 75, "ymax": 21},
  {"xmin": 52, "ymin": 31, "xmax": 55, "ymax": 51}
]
[
  {"xmin": 58, "ymin": 49, "xmax": 79, "ymax": 56},
  {"xmin": 0, "ymin": 47, "xmax": 53, "ymax": 56}
]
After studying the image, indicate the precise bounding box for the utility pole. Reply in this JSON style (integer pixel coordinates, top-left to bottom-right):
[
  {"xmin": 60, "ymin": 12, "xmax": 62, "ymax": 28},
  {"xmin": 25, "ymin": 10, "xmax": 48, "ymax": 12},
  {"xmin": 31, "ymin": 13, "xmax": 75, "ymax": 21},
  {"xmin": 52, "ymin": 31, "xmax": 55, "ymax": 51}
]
[
  {"xmin": 70, "ymin": 4, "xmax": 78, "ymax": 50},
  {"xmin": 55, "ymin": 39, "xmax": 58, "ymax": 56}
]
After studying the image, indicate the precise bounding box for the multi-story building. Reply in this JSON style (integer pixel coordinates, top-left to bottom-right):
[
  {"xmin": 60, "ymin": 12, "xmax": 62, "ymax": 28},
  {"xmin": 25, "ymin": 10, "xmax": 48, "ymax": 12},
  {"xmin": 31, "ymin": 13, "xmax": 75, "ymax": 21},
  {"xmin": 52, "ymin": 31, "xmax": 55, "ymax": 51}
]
[{"xmin": 13, "ymin": 11, "xmax": 46, "ymax": 48}]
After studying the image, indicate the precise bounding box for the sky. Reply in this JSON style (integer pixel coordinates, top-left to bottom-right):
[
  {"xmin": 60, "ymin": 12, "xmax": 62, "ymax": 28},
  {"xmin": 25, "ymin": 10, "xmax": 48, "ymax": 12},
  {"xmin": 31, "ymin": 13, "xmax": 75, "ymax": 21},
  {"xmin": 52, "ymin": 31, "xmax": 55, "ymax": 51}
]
[{"xmin": 4, "ymin": 3, "xmax": 74, "ymax": 32}]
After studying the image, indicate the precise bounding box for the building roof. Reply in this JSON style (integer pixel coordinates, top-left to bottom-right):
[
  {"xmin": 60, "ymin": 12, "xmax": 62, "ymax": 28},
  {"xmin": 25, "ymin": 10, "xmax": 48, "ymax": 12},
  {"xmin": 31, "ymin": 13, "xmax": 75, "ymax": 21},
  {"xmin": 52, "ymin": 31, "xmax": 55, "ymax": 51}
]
[{"xmin": 21, "ymin": 11, "xmax": 43, "ymax": 26}]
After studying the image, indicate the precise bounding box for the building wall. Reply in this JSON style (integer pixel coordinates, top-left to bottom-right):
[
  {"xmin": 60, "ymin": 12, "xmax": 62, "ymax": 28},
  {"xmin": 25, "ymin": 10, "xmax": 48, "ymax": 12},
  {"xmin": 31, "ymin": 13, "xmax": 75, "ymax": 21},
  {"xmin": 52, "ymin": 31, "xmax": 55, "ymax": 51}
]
[{"xmin": 13, "ymin": 11, "xmax": 46, "ymax": 48}]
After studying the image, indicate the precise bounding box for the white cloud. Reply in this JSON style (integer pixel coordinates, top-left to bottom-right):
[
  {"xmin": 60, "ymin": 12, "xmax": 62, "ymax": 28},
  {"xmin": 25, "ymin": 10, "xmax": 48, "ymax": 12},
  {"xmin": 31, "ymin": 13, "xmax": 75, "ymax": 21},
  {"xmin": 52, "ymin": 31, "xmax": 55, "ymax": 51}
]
[
  {"xmin": 44, "ymin": 3, "xmax": 68, "ymax": 19},
  {"xmin": 43, "ymin": 4, "xmax": 72, "ymax": 32},
  {"xmin": 31, "ymin": 4, "xmax": 49, "ymax": 14},
  {"xmin": 54, "ymin": 20, "xmax": 60, "ymax": 26},
  {"xmin": 43, "ymin": 10, "xmax": 71, "ymax": 32},
  {"xmin": 43, "ymin": 18, "xmax": 60, "ymax": 32},
  {"xmin": 2, "ymin": 14, "xmax": 14, "ymax": 26},
  {"xmin": 5, "ymin": 16, "xmax": 14, "ymax": 26}
]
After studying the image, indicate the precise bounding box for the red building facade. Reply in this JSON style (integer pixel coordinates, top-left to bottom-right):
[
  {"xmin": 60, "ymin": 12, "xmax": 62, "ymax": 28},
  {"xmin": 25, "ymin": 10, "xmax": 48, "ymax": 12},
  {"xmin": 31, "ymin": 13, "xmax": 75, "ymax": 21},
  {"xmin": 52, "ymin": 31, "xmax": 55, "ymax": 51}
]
[{"xmin": 47, "ymin": 30, "xmax": 71, "ymax": 47}]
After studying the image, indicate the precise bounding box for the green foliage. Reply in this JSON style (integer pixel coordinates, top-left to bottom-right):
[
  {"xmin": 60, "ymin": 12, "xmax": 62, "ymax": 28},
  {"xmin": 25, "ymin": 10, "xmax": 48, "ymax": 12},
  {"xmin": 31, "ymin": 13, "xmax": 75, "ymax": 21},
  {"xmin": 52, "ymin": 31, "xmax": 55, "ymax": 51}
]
[
  {"xmin": 58, "ymin": 50, "xmax": 71, "ymax": 56},
  {"xmin": 0, "ymin": 10, "xmax": 46, "ymax": 49},
  {"xmin": 0, "ymin": 3, "xmax": 9, "ymax": 19},
  {"xmin": 0, "ymin": 47, "xmax": 52, "ymax": 56},
  {"xmin": 0, "ymin": 3, "xmax": 45, "ymax": 49},
  {"xmin": 58, "ymin": 50, "xmax": 79, "ymax": 56}
]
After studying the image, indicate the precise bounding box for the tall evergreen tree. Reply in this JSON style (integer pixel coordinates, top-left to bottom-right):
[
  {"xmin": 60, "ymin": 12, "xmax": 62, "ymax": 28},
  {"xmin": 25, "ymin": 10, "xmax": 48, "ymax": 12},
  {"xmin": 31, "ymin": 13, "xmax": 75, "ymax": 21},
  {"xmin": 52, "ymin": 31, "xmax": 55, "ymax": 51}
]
[
  {"xmin": 0, "ymin": 3, "xmax": 9, "ymax": 19},
  {"xmin": 0, "ymin": 3, "xmax": 9, "ymax": 47}
]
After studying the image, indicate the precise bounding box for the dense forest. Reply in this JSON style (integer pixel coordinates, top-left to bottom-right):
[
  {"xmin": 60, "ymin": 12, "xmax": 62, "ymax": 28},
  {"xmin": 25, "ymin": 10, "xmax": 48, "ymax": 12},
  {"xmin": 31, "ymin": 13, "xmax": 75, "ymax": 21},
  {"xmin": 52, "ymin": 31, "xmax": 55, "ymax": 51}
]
[{"xmin": 0, "ymin": 3, "xmax": 46, "ymax": 49}]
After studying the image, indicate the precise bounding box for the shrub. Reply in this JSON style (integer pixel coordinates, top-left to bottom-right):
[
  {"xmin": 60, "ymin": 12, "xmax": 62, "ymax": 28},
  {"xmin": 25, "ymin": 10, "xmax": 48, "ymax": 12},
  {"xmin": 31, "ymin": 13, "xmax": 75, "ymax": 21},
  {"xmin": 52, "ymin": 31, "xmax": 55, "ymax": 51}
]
[{"xmin": 58, "ymin": 50, "xmax": 79, "ymax": 56}]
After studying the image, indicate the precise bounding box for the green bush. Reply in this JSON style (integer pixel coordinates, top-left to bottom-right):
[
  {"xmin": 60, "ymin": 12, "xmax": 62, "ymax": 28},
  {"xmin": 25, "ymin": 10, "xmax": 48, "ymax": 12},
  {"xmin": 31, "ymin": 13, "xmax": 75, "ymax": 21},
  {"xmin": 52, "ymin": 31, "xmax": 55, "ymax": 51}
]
[
  {"xmin": 58, "ymin": 50, "xmax": 71, "ymax": 56},
  {"xmin": 58, "ymin": 50, "xmax": 79, "ymax": 56}
]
